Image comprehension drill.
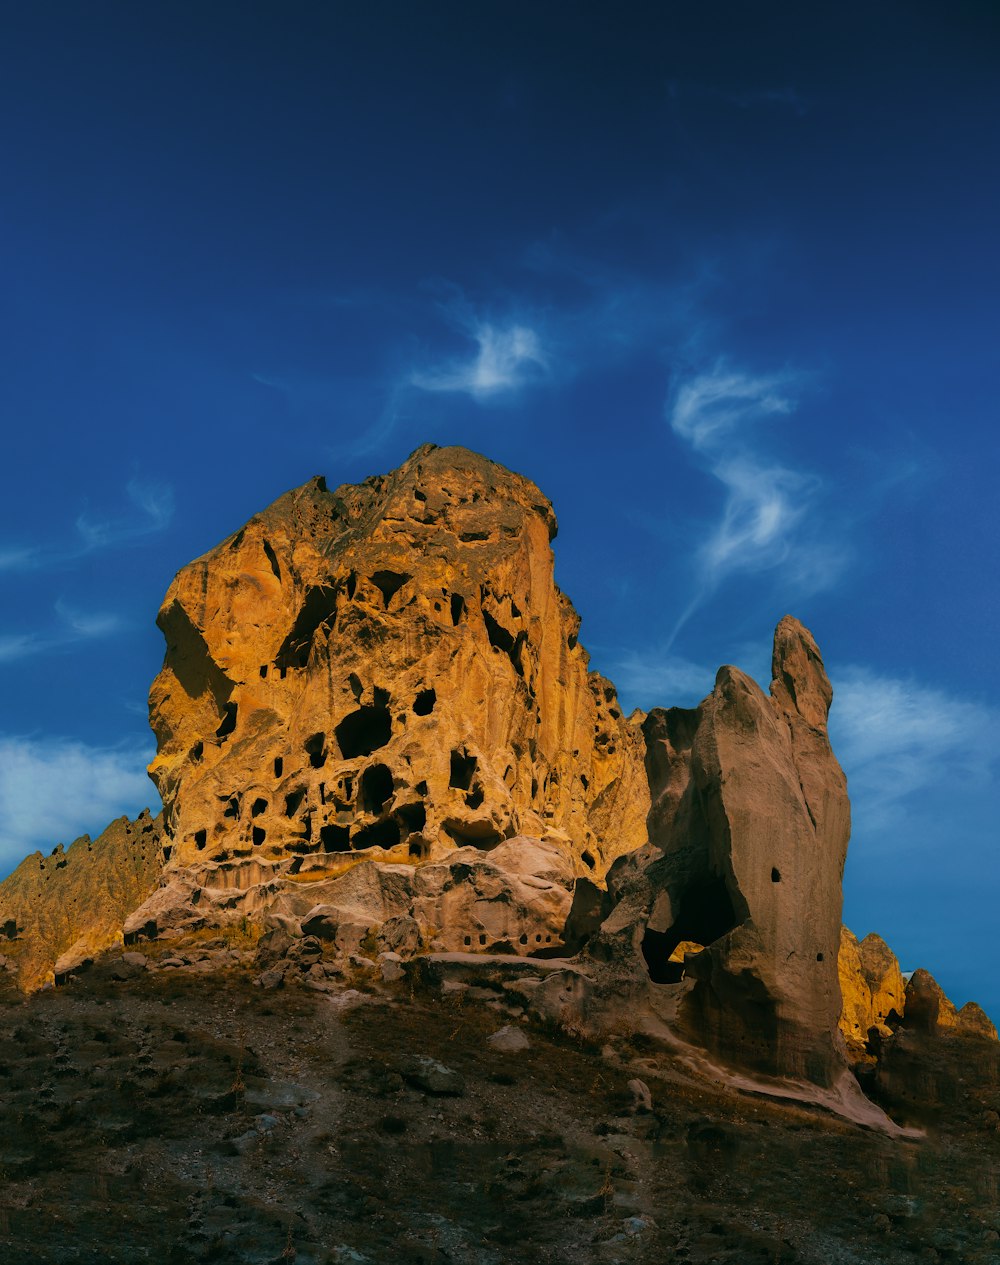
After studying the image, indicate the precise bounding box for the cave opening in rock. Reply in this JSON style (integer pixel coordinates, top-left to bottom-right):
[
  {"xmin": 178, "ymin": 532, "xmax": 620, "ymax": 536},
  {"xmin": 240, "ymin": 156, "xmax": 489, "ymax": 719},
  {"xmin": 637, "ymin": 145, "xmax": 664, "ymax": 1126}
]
[
  {"xmin": 192, "ymin": 740, "xmax": 204, "ymax": 762},
  {"xmin": 223, "ymin": 796, "xmax": 240, "ymax": 820},
  {"xmin": 397, "ymin": 801, "xmax": 427, "ymax": 834},
  {"xmin": 370, "ymin": 570, "xmax": 411, "ymax": 608},
  {"xmin": 360, "ymin": 763, "xmax": 394, "ymax": 814},
  {"xmin": 274, "ymin": 585, "xmax": 338, "ymax": 670},
  {"xmin": 450, "ymin": 593, "xmax": 466, "ymax": 625},
  {"xmin": 335, "ymin": 706, "xmax": 392, "ymax": 759},
  {"xmin": 263, "ymin": 539, "xmax": 281, "ymax": 581},
  {"xmin": 640, "ymin": 875, "xmax": 739, "ymax": 984},
  {"xmin": 485, "ymin": 609, "xmax": 515, "ymax": 652},
  {"xmin": 274, "ymin": 757, "xmax": 283, "ymax": 778},
  {"xmin": 194, "ymin": 829, "xmax": 207, "ymax": 850},
  {"xmin": 449, "ymin": 750, "xmax": 477, "ymax": 791},
  {"xmin": 304, "ymin": 733, "xmax": 327, "ymax": 769},
  {"xmin": 252, "ymin": 826, "xmax": 266, "ymax": 845},
  {"xmin": 215, "ymin": 702, "xmax": 238, "ymax": 740},
  {"xmin": 465, "ymin": 786, "xmax": 484, "ymax": 809},
  {"xmin": 320, "ymin": 823, "xmax": 351, "ymax": 852},
  {"xmin": 413, "ymin": 688, "xmax": 436, "ymax": 716},
  {"xmin": 443, "ymin": 823, "xmax": 502, "ymax": 850},
  {"xmin": 251, "ymin": 798, "xmax": 268, "ymax": 817},
  {"xmin": 351, "ymin": 818, "xmax": 401, "ymax": 850},
  {"xmin": 771, "ymin": 867, "xmax": 781, "ymax": 883},
  {"xmin": 259, "ymin": 665, "xmax": 268, "ymax": 679},
  {"xmin": 285, "ymin": 788, "xmax": 306, "ymax": 817}
]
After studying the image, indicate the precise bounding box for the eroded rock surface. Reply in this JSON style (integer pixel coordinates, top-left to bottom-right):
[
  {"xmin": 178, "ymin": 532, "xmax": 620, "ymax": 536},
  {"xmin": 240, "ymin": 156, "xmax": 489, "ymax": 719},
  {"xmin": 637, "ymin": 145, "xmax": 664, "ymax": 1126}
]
[
  {"xmin": 15, "ymin": 443, "xmax": 992, "ymax": 1100},
  {"xmin": 838, "ymin": 928, "xmax": 907, "ymax": 1050},
  {"xmin": 605, "ymin": 617, "xmax": 851, "ymax": 1085},
  {"xmin": 131, "ymin": 445, "xmax": 648, "ymax": 941},
  {"xmin": 0, "ymin": 810, "xmax": 164, "ymax": 989}
]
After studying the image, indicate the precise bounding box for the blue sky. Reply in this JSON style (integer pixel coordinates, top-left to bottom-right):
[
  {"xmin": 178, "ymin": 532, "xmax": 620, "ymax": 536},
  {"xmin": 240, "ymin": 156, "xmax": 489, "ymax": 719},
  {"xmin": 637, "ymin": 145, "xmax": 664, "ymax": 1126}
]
[{"xmin": 1, "ymin": 3, "xmax": 997, "ymax": 1019}]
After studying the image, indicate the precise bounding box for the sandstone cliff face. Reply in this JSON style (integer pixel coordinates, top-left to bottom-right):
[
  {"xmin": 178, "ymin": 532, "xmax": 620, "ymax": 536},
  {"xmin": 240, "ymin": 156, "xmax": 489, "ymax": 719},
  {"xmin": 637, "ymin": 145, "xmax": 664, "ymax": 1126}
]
[
  {"xmin": 837, "ymin": 928, "xmax": 907, "ymax": 1048},
  {"xmin": 134, "ymin": 445, "xmax": 648, "ymax": 948},
  {"xmin": 628, "ymin": 617, "xmax": 851, "ymax": 1085},
  {"xmin": 0, "ymin": 811, "xmax": 163, "ymax": 990}
]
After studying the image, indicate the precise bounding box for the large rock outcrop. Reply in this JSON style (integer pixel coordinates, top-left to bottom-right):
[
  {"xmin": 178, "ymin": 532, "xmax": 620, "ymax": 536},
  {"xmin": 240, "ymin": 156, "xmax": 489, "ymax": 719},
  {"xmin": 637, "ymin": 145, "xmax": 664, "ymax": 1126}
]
[
  {"xmin": 838, "ymin": 928, "xmax": 907, "ymax": 1049},
  {"xmin": 130, "ymin": 445, "xmax": 649, "ymax": 947},
  {"xmin": 607, "ymin": 617, "xmax": 851, "ymax": 1085},
  {"xmin": 15, "ymin": 442, "xmax": 988, "ymax": 1095},
  {"xmin": 0, "ymin": 810, "xmax": 164, "ymax": 989}
]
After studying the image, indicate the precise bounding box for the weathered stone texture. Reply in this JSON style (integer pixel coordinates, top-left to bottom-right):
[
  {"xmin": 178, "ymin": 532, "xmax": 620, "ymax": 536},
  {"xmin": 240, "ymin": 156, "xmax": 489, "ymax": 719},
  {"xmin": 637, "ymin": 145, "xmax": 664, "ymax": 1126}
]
[
  {"xmin": 630, "ymin": 617, "xmax": 851, "ymax": 1085},
  {"xmin": 0, "ymin": 810, "xmax": 163, "ymax": 989},
  {"xmin": 136, "ymin": 444, "xmax": 648, "ymax": 939},
  {"xmin": 838, "ymin": 928, "xmax": 907, "ymax": 1048}
]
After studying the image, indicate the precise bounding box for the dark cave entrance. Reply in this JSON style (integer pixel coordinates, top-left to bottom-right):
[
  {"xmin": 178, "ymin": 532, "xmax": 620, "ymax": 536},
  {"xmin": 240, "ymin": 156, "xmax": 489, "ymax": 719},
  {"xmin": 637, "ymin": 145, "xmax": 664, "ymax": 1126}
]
[
  {"xmin": 335, "ymin": 706, "xmax": 392, "ymax": 759},
  {"xmin": 640, "ymin": 874, "xmax": 740, "ymax": 984}
]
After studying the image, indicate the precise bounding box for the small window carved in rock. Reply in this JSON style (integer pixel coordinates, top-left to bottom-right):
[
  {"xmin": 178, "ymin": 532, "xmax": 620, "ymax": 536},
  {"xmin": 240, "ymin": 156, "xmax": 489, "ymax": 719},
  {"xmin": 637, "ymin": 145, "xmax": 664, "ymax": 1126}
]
[
  {"xmin": 413, "ymin": 688, "xmax": 436, "ymax": 716},
  {"xmin": 360, "ymin": 763, "xmax": 394, "ymax": 814},
  {"xmin": 351, "ymin": 818, "xmax": 400, "ymax": 851},
  {"xmin": 320, "ymin": 823, "xmax": 351, "ymax": 852},
  {"xmin": 449, "ymin": 750, "xmax": 477, "ymax": 791},
  {"xmin": 397, "ymin": 801, "xmax": 427, "ymax": 834},
  {"xmin": 335, "ymin": 707, "xmax": 392, "ymax": 760},
  {"xmin": 370, "ymin": 570, "xmax": 411, "ymax": 608},
  {"xmin": 771, "ymin": 867, "xmax": 781, "ymax": 883},
  {"xmin": 252, "ymin": 826, "xmax": 266, "ymax": 845},
  {"xmin": 194, "ymin": 829, "xmax": 207, "ymax": 850},
  {"xmin": 305, "ymin": 733, "xmax": 327, "ymax": 769}
]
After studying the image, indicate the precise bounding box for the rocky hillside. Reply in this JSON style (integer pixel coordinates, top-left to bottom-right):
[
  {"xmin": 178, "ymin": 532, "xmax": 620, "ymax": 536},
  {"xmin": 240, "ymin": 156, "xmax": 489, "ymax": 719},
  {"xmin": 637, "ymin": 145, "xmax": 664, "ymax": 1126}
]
[
  {"xmin": 0, "ymin": 810, "xmax": 163, "ymax": 991},
  {"xmin": 1, "ymin": 445, "xmax": 993, "ymax": 1124}
]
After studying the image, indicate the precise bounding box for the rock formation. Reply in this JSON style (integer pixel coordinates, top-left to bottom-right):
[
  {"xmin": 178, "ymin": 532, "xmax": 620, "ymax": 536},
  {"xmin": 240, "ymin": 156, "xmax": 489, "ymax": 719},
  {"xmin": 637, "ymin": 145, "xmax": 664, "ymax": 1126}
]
[
  {"xmin": 607, "ymin": 616, "xmax": 851, "ymax": 1085},
  {"xmin": 837, "ymin": 928, "xmax": 907, "ymax": 1050},
  {"xmin": 128, "ymin": 445, "xmax": 648, "ymax": 949},
  {"xmin": 5, "ymin": 443, "xmax": 994, "ymax": 1099},
  {"xmin": 0, "ymin": 810, "xmax": 163, "ymax": 989}
]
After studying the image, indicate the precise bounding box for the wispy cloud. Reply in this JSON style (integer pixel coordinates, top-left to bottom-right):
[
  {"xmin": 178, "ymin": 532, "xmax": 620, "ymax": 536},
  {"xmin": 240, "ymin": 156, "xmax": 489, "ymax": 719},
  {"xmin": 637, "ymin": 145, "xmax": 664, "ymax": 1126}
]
[
  {"xmin": 0, "ymin": 478, "xmax": 174, "ymax": 573},
  {"xmin": 0, "ymin": 601, "xmax": 124, "ymax": 665},
  {"xmin": 609, "ymin": 648, "xmax": 718, "ymax": 713},
  {"xmin": 411, "ymin": 318, "xmax": 547, "ymax": 399},
  {"xmin": 0, "ymin": 735, "xmax": 159, "ymax": 874},
  {"xmin": 666, "ymin": 363, "xmax": 846, "ymax": 643},
  {"xmin": 0, "ymin": 546, "xmax": 41, "ymax": 573},
  {"xmin": 53, "ymin": 599, "xmax": 123, "ymax": 639},
  {"xmin": 830, "ymin": 667, "xmax": 998, "ymax": 836},
  {"xmin": 75, "ymin": 478, "xmax": 174, "ymax": 551}
]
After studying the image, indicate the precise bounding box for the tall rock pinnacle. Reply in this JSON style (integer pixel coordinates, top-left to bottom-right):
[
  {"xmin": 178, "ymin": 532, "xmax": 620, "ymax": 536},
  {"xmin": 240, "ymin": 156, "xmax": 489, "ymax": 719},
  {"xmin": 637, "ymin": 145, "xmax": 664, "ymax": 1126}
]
[{"xmin": 636, "ymin": 617, "xmax": 850, "ymax": 1084}]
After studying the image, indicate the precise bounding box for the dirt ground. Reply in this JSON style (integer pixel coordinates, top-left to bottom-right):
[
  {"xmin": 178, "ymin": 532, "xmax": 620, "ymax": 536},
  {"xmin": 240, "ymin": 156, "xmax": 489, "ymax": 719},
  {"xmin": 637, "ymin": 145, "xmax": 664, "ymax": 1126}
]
[{"xmin": 0, "ymin": 961, "xmax": 997, "ymax": 1265}]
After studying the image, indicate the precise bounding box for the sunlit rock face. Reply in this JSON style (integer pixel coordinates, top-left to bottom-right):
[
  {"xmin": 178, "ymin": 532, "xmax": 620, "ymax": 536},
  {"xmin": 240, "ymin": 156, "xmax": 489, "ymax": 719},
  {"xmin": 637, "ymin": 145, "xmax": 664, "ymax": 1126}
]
[
  {"xmin": 619, "ymin": 617, "xmax": 852, "ymax": 1086},
  {"xmin": 143, "ymin": 444, "xmax": 648, "ymax": 940},
  {"xmin": 0, "ymin": 811, "xmax": 164, "ymax": 990},
  {"xmin": 838, "ymin": 928, "xmax": 907, "ymax": 1050}
]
